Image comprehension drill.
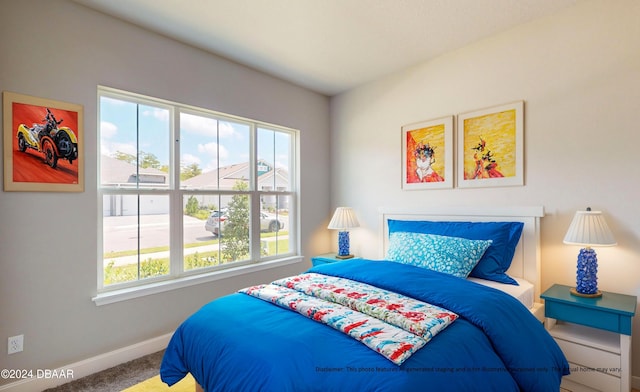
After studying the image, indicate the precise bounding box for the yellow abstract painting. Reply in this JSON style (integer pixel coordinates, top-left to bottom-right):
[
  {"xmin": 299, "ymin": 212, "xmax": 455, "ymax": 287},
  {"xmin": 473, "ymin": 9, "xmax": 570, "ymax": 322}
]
[
  {"xmin": 463, "ymin": 109, "xmax": 516, "ymax": 179},
  {"xmin": 457, "ymin": 101, "xmax": 523, "ymax": 188}
]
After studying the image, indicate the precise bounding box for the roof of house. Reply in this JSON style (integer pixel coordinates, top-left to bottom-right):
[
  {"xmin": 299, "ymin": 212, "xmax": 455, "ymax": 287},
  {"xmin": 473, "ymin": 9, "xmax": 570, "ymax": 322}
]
[
  {"xmin": 182, "ymin": 160, "xmax": 289, "ymax": 190},
  {"xmin": 101, "ymin": 155, "xmax": 288, "ymax": 189},
  {"xmin": 100, "ymin": 155, "xmax": 168, "ymax": 185}
]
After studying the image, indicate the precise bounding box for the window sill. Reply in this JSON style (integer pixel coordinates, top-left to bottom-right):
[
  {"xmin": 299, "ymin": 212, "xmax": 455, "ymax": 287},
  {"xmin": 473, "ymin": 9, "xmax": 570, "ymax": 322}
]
[{"xmin": 92, "ymin": 255, "xmax": 304, "ymax": 306}]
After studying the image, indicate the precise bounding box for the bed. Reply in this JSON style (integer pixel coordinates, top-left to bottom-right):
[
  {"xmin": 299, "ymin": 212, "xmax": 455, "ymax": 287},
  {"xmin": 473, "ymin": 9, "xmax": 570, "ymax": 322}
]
[
  {"xmin": 378, "ymin": 206, "xmax": 546, "ymax": 321},
  {"xmin": 161, "ymin": 206, "xmax": 569, "ymax": 392}
]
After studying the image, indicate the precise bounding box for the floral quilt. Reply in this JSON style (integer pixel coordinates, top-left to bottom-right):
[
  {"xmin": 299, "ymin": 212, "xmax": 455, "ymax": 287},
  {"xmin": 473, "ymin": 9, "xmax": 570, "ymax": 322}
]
[{"xmin": 240, "ymin": 273, "xmax": 458, "ymax": 365}]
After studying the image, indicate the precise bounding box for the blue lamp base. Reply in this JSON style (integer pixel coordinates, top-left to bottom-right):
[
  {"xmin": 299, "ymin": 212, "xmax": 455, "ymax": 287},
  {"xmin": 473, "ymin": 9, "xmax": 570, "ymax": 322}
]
[
  {"xmin": 336, "ymin": 231, "xmax": 353, "ymax": 259},
  {"xmin": 571, "ymin": 247, "xmax": 602, "ymax": 298}
]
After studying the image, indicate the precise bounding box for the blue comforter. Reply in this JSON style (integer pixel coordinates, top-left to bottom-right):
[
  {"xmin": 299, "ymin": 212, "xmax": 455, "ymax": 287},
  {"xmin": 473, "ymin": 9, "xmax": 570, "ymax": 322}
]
[{"xmin": 161, "ymin": 260, "xmax": 568, "ymax": 391}]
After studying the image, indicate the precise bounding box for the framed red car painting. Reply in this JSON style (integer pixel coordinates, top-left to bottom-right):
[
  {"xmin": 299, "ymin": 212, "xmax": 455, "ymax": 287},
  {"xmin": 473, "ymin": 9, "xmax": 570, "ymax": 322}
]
[{"xmin": 3, "ymin": 91, "xmax": 84, "ymax": 192}]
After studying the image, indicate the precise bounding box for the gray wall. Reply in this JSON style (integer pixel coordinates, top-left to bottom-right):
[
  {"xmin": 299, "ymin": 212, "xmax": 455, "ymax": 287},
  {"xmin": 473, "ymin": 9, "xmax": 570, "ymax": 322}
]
[
  {"xmin": 329, "ymin": 0, "xmax": 640, "ymax": 381},
  {"xmin": 0, "ymin": 0, "xmax": 330, "ymax": 382},
  {"xmin": 4, "ymin": 0, "xmax": 640, "ymax": 387}
]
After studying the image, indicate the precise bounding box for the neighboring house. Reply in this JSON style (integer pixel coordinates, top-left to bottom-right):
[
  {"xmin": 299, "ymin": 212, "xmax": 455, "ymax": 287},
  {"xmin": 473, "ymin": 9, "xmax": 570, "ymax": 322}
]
[
  {"xmin": 100, "ymin": 155, "xmax": 169, "ymax": 186},
  {"xmin": 101, "ymin": 155, "xmax": 170, "ymax": 216},
  {"xmin": 102, "ymin": 156, "xmax": 289, "ymax": 216},
  {"xmin": 182, "ymin": 160, "xmax": 290, "ymax": 211}
]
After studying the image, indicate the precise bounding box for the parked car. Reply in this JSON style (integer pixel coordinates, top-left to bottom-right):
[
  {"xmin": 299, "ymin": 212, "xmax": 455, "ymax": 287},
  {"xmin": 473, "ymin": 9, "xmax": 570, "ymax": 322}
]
[
  {"xmin": 260, "ymin": 212, "xmax": 284, "ymax": 232},
  {"xmin": 204, "ymin": 210, "xmax": 228, "ymax": 237},
  {"xmin": 206, "ymin": 210, "xmax": 284, "ymax": 235}
]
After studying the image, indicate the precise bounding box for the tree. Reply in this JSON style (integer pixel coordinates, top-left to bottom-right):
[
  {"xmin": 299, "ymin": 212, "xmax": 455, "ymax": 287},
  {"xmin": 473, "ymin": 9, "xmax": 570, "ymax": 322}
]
[
  {"xmin": 180, "ymin": 162, "xmax": 202, "ymax": 181},
  {"xmin": 112, "ymin": 151, "xmax": 162, "ymax": 170},
  {"xmin": 220, "ymin": 180, "xmax": 250, "ymax": 262},
  {"xmin": 112, "ymin": 151, "xmax": 136, "ymax": 164},
  {"xmin": 185, "ymin": 195, "xmax": 200, "ymax": 216},
  {"xmin": 140, "ymin": 151, "xmax": 161, "ymax": 169}
]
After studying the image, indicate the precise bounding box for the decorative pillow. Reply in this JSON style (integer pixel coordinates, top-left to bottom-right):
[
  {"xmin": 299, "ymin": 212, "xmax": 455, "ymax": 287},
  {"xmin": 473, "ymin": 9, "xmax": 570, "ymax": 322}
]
[
  {"xmin": 387, "ymin": 220, "xmax": 524, "ymax": 285},
  {"xmin": 386, "ymin": 232, "xmax": 492, "ymax": 279}
]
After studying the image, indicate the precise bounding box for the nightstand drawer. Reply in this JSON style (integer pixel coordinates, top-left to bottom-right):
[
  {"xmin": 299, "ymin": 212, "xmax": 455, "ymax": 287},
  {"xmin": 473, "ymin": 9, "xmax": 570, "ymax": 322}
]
[
  {"xmin": 545, "ymin": 301, "xmax": 622, "ymax": 333},
  {"xmin": 554, "ymin": 338, "xmax": 620, "ymax": 376},
  {"xmin": 541, "ymin": 284, "xmax": 636, "ymax": 392},
  {"xmin": 563, "ymin": 361, "xmax": 620, "ymax": 392}
]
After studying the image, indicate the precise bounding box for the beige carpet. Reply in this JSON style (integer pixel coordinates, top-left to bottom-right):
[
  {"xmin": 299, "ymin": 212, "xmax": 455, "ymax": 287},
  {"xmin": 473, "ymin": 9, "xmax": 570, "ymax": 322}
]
[{"xmin": 44, "ymin": 351, "xmax": 165, "ymax": 392}]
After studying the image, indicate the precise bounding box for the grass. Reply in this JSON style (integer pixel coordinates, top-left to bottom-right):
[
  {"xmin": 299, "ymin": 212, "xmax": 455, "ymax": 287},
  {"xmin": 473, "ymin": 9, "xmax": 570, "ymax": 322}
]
[
  {"xmin": 104, "ymin": 238, "xmax": 219, "ymax": 259},
  {"xmin": 103, "ymin": 233, "xmax": 290, "ymax": 285},
  {"xmin": 104, "ymin": 231, "xmax": 287, "ymax": 259}
]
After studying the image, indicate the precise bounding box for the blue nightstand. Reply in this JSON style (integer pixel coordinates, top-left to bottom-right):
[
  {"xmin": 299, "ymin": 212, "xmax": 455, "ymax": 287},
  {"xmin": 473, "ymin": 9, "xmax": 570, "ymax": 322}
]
[
  {"xmin": 541, "ymin": 284, "xmax": 637, "ymax": 392},
  {"xmin": 311, "ymin": 253, "xmax": 360, "ymax": 266}
]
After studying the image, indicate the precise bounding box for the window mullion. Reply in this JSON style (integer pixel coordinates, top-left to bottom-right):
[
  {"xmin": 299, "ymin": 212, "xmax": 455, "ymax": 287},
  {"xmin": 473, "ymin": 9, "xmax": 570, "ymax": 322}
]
[
  {"xmin": 250, "ymin": 123, "xmax": 261, "ymax": 261},
  {"xmin": 136, "ymin": 107, "xmax": 141, "ymax": 279},
  {"xmin": 170, "ymin": 108, "xmax": 182, "ymax": 276}
]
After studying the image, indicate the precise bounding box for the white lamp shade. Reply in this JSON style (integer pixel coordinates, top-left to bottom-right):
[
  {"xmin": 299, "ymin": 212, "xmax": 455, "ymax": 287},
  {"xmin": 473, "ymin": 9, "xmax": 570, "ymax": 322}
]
[
  {"xmin": 563, "ymin": 209, "xmax": 616, "ymax": 246},
  {"xmin": 328, "ymin": 207, "xmax": 360, "ymax": 230}
]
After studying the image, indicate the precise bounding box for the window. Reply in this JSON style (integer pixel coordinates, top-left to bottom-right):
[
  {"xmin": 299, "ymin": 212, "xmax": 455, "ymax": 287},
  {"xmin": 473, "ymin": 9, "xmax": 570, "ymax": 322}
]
[{"xmin": 98, "ymin": 87, "xmax": 298, "ymax": 295}]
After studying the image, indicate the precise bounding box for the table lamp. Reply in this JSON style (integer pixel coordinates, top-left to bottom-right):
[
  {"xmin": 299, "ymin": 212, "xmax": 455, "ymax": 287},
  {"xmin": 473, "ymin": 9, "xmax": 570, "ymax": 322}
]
[
  {"xmin": 563, "ymin": 207, "xmax": 616, "ymax": 297},
  {"xmin": 328, "ymin": 207, "xmax": 360, "ymax": 259}
]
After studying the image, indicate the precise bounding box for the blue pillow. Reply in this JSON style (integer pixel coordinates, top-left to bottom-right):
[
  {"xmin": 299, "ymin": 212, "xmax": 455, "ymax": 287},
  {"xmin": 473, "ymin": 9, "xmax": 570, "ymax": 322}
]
[
  {"xmin": 386, "ymin": 232, "xmax": 492, "ymax": 278},
  {"xmin": 387, "ymin": 220, "xmax": 524, "ymax": 285}
]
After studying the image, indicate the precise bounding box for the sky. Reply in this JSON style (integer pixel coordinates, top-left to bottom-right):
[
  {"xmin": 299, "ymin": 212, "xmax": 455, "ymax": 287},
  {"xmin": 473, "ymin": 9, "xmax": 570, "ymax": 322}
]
[{"xmin": 99, "ymin": 95, "xmax": 291, "ymax": 175}]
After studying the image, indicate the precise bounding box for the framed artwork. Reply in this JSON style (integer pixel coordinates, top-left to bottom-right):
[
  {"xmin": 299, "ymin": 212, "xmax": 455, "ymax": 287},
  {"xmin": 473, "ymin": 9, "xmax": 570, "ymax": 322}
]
[
  {"xmin": 3, "ymin": 91, "xmax": 84, "ymax": 192},
  {"xmin": 457, "ymin": 101, "xmax": 523, "ymax": 188},
  {"xmin": 402, "ymin": 116, "xmax": 453, "ymax": 190}
]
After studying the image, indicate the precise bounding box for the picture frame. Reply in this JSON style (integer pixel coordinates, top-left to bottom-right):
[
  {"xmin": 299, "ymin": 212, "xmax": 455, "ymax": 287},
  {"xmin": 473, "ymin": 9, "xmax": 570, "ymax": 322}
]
[
  {"xmin": 457, "ymin": 101, "xmax": 523, "ymax": 188},
  {"xmin": 3, "ymin": 91, "xmax": 84, "ymax": 192},
  {"xmin": 402, "ymin": 115, "xmax": 453, "ymax": 190}
]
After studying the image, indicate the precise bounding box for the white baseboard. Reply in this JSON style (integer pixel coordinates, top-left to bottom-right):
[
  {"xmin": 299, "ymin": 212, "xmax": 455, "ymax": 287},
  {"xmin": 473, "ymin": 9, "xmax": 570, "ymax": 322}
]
[{"xmin": 0, "ymin": 333, "xmax": 172, "ymax": 392}]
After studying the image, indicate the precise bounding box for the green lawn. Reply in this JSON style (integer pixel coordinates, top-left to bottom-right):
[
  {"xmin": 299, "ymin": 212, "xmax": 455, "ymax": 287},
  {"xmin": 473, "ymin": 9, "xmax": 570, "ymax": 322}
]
[{"xmin": 103, "ymin": 233, "xmax": 289, "ymax": 285}]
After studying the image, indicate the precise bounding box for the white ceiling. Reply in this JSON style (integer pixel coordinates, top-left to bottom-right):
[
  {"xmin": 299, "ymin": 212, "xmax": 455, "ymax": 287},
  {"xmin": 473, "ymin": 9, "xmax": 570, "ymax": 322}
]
[{"xmin": 74, "ymin": 0, "xmax": 578, "ymax": 96}]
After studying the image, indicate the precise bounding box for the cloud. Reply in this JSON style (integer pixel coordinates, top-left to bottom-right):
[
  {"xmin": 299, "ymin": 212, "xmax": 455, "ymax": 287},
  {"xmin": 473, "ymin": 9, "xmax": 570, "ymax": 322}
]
[
  {"xmin": 181, "ymin": 153, "xmax": 201, "ymax": 167},
  {"xmin": 181, "ymin": 113, "xmax": 244, "ymax": 140},
  {"xmin": 102, "ymin": 142, "xmax": 136, "ymax": 157},
  {"xmin": 143, "ymin": 107, "xmax": 170, "ymax": 122},
  {"xmin": 100, "ymin": 121, "xmax": 133, "ymax": 156},
  {"xmin": 275, "ymin": 153, "xmax": 290, "ymax": 169},
  {"xmin": 197, "ymin": 141, "xmax": 217, "ymax": 155},
  {"xmin": 181, "ymin": 113, "xmax": 217, "ymax": 136},
  {"xmin": 197, "ymin": 142, "xmax": 229, "ymax": 160},
  {"xmin": 196, "ymin": 142, "xmax": 232, "ymax": 172},
  {"xmin": 100, "ymin": 121, "xmax": 118, "ymax": 139},
  {"xmin": 218, "ymin": 121, "xmax": 236, "ymax": 138}
]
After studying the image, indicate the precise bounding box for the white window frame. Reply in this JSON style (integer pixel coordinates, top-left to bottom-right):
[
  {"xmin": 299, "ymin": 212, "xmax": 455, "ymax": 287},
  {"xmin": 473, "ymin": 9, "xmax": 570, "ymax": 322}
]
[{"xmin": 94, "ymin": 86, "xmax": 301, "ymax": 305}]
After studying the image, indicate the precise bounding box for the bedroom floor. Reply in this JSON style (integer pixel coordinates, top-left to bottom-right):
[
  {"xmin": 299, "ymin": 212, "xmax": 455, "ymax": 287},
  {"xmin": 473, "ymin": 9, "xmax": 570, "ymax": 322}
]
[
  {"xmin": 43, "ymin": 351, "xmax": 164, "ymax": 392},
  {"xmin": 40, "ymin": 350, "xmax": 640, "ymax": 392},
  {"xmin": 36, "ymin": 343, "xmax": 640, "ymax": 392}
]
